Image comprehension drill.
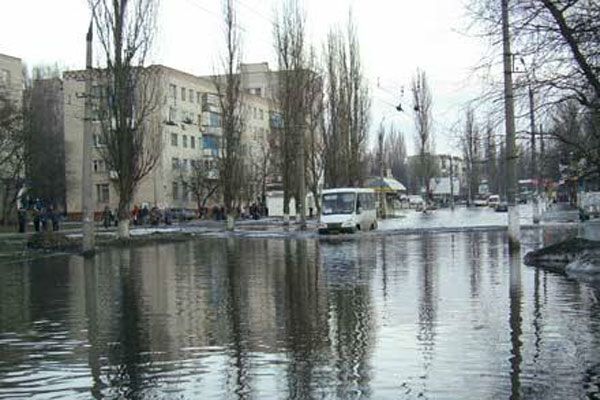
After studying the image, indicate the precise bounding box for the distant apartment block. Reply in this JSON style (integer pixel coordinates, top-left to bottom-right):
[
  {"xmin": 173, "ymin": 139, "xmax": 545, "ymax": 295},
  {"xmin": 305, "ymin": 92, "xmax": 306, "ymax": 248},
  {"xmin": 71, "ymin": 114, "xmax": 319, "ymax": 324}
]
[{"xmin": 0, "ymin": 53, "xmax": 23, "ymax": 104}]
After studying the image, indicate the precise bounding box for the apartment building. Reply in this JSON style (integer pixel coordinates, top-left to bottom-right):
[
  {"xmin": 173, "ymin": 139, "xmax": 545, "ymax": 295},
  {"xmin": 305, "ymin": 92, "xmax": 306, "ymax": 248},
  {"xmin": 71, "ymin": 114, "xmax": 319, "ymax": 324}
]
[
  {"xmin": 63, "ymin": 64, "xmax": 276, "ymax": 215},
  {"xmin": 0, "ymin": 53, "xmax": 24, "ymax": 222},
  {"xmin": 0, "ymin": 53, "xmax": 23, "ymax": 103}
]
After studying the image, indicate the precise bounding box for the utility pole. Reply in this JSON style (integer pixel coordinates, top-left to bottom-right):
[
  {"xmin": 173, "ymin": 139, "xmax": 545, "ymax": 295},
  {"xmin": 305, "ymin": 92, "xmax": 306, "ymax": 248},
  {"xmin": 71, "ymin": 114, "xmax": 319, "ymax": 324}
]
[
  {"xmin": 378, "ymin": 125, "xmax": 387, "ymax": 218},
  {"xmin": 539, "ymin": 123, "xmax": 545, "ymax": 212},
  {"xmin": 528, "ymin": 84, "xmax": 540, "ymax": 223},
  {"xmin": 501, "ymin": 0, "xmax": 521, "ymax": 250},
  {"xmin": 450, "ymin": 156, "xmax": 455, "ymax": 210},
  {"xmin": 82, "ymin": 20, "xmax": 95, "ymax": 254}
]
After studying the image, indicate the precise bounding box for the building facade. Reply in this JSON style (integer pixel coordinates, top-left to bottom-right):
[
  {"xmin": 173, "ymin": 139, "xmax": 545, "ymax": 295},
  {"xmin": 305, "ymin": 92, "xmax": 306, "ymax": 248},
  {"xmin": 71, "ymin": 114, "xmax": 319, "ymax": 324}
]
[
  {"xmin": 0, "ymin": 53, "xmax": 24, "ymax": 223},
  {"xmin": 62, "ymin": 64, "xmax": 276, "ymax": 215}
]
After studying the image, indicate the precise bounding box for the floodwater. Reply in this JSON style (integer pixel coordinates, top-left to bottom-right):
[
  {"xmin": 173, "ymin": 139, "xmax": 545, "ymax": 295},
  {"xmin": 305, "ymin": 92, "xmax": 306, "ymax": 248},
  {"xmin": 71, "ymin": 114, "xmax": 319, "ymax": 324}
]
[{"xmin": 1, "ymin": 229, "xmax": 599, "ymax": 399}]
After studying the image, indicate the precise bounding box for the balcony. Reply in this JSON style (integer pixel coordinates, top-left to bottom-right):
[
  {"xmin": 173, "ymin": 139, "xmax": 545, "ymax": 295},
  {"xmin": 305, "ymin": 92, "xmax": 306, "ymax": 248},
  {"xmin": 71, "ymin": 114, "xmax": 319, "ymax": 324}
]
[
  {"xmin": 204, "ymin": 125, "xmax": 222, "ymax": 136},
  {"xmin": 202, "ymin": 148, "xmax": 220, "ymax": 158},
  {"xmin": 202, "ymin": 93, "xmax": 220, "ymax": 113}
]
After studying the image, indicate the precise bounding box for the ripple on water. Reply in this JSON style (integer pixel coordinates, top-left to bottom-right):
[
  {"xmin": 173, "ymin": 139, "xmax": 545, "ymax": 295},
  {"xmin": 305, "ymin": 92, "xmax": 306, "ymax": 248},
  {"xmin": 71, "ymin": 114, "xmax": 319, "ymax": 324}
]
[{"xmin": 0, "ymin": 232, "xmax": 599, "ymax": 399}]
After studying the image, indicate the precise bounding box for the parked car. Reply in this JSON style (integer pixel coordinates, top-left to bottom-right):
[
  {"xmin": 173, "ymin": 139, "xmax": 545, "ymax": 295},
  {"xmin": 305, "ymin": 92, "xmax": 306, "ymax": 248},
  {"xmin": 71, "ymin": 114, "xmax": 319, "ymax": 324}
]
[
  {"xmin": 408, "ymin": 195, "xmax": 425, "ymax": 209},
  {"xmin": 473, "ymin": 198, "xmax": 488, "ymax": 207}
]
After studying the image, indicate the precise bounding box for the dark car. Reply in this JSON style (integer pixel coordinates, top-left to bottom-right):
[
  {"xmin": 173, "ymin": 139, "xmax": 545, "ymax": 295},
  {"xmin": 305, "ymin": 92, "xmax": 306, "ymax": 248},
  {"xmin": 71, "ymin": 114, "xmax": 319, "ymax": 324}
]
[{"xmin": 495, "ymin": 202, "xmax": 508, "ymax": 212}]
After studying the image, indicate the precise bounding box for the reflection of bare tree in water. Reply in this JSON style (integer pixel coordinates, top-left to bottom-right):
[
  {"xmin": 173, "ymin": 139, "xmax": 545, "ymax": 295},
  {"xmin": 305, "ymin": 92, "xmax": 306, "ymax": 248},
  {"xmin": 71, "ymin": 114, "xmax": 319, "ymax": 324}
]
[
  {"xmin": 469, "ymin": 232, "xmax": 482, "ymax": 300},
  {"xmin": 282, "ymin": 239, "xmax": 330, "ymax": 399},
  {"xmin": 508, "ymin": 250, "xmax": 523, "ymax": 400},
  {"xmin": 416, "ymin": 234, "xmax": 438, "ymax": 396},
  {"xmin": 222, "ymin": 238, "xmax": 251, "ymax": 399},
  {"xmin": 84, "ymin": 248, "xmax": 154, "ymax": 399},
  {"xmin": 320, "ymin": 241, "xmax": 375, "ymax": 398}
]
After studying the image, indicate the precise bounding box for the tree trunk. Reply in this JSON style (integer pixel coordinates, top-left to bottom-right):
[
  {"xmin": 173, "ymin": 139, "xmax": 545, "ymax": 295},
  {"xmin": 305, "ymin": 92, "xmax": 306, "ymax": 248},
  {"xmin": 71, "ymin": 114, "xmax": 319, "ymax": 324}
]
[
  {"xmin": 226, "ymin": 214, "xmax": 235, "ymax": 231},
  {"xmin": 118, "ymin": 218, "xmax": 130, "ymax": 238}
]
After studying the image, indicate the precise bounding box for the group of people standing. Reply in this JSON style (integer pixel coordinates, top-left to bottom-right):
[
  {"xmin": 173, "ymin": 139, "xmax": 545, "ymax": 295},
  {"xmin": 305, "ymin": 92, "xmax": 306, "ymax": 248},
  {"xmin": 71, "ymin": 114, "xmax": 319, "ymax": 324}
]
[{"xmin": 17, "ymin": 199, "xmax": 60, "ymax": 233}]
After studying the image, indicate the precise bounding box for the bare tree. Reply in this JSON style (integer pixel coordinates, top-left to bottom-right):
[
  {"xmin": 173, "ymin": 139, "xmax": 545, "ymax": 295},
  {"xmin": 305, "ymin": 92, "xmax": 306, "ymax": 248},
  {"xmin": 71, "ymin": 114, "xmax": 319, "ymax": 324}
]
[
  {"xmin": 323, "ymin": 11, "xmax": 371, "ymax": 188},
  {"xmin": 182, "ymin": 161, "xmax": 219, "ymax": 215},
  {"xmin": 304, "ymin": 48, "xmax": 325, "ymax": 216},
  {"xmin": 411, "ymin": 68, "xmax": 435, "ymax": 202},
  {"xmin": 467, "ymin": 0, "xmax": 600, "ymax": 183},
  {"xmin": 214, "ymin": 0, "xmax": 244, "ymax": 229},
  {"xmin": 0, "ymin": 90, "xmax": 25, "ymax": 224},
  {"xmin": 462, "ymin": 107, "xmax": 481, "ymax": 203},
  {"xmin": 90, "ymin": 0, "xmax": 161, "ymax": 238},
  {"xmin": 274, "ymin": 0, "xmax": 323, "ymax": 226},
  {"xmin": 25, "ymin": 66, "xmax": 66, "ymax": 212},
  {"xmin": 384, "ymin": 124, "xmax": 408, "ymax": 184},
  {"xmin": 483, "ymin": 121, "xmax": 500, "ymax": 194}
]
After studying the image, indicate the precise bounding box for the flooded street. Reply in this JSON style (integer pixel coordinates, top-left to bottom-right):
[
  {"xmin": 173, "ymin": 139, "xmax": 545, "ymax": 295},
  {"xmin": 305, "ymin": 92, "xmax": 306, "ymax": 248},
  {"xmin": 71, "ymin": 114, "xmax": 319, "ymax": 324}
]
[{"xmin": 1, "ymin": 227, "xmax": 599, "ymax": 399}]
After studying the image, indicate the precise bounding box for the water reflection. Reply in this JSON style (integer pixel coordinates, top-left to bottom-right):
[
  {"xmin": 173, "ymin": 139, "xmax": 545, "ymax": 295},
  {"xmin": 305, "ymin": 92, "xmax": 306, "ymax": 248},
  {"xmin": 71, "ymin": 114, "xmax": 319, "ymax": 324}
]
[
  {"xmin": 1, "ymin": 232, "xmax": 600, "ymax": 399},
  {"xmin": 509, "ymin": 250, "xmax": 523, "ymax": 400},
  {"xmin": 417, "ymin": 234, "xmax": 438, "ymax": 396}
]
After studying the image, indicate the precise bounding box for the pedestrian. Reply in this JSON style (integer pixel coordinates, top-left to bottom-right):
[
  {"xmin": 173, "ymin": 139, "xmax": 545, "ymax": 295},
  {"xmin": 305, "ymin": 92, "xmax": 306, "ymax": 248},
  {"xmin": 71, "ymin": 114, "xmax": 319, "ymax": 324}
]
[
  {"xmin": 102, "ymin": 206, "xmax": 111, "ymax": 229},
  {"xmin": 33, "ymin": 208, "xmax": 40, "ymax": 232},
  {"xmin": 47, "ymin": 205, "xmax": 59, "ymax": 231},
  {"xmin": 150, "ymin": 206, "xmax": 160, "ymax": 226},
  {"xmin": 17, "ymin": 208, "xmax": 27, "ymax": 233},
  {"xmin": 164, "ymin": 207, "xmax": 172, "ymax": 225},
  {"xmin": 141, "ymin": 205, "xmax": 149, "ymax": 225},
  {"xmin": 132, "ymin": 204, "xmax": 140, "ymax": 225},
  {"xmin": 41, "ymin": 206, "xmax": 49, "ymax": 232}
]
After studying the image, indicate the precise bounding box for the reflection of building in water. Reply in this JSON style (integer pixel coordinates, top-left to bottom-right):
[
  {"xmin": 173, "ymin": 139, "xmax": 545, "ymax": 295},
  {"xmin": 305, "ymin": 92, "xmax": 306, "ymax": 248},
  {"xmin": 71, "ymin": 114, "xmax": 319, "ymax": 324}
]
[{"xmin": 0, "ymin": 262, "xmax": 31, "ymax": 331}]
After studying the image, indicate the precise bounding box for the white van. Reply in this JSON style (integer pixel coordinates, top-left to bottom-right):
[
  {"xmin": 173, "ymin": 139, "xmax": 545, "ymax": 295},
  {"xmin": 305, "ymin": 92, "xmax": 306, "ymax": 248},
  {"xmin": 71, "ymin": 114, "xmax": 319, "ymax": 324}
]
[
  {"xmin": 487, "ymin": 194, "xmax": 500, "ymax": 208},
  {"xmin": 318, "ymin": 188, "xmax": 378, "ymax": 234}
]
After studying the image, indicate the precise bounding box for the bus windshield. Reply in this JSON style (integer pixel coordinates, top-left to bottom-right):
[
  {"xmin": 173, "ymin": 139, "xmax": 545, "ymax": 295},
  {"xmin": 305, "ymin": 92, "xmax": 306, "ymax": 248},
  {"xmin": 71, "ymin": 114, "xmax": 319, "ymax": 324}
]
[{"xmin": 322, "ymin": 192, "xmax": 356, "ymax": 215}]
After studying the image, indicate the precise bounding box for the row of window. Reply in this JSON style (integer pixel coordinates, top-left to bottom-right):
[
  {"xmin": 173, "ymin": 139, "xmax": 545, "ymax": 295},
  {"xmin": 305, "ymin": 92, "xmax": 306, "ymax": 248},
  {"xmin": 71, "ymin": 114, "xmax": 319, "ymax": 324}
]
[
  {"xmin": 171, "ymin": 158, "xmax": 218, "ymax": 171},
  {"xmin": 170, "ymin": 84, "xmax": 202, "ymax": 104},
  {"xmin": 168, "ymin": 108, "xmax": 222, "ymax": 127},
  {"xmin": 168, "ymin": 83, "xmax": 267, "ymax": 121},
  {"xmin": 170, "ymin": 133, "xmax": 200, "ymax": 149}
]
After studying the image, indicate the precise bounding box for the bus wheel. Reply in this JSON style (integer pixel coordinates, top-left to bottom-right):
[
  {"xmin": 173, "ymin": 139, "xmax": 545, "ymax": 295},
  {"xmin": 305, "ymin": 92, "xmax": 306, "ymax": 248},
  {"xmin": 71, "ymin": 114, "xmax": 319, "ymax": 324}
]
[{"xmin": 371, "ymin": 221, "xmax": 378, "ymax": 230}]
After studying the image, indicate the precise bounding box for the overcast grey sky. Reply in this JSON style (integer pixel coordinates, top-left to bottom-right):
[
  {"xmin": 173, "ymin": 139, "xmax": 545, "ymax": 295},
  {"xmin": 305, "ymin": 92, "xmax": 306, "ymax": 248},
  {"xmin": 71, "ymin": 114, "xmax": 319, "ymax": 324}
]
[{"xmin": 0, "ymin": 0, "xmax": 489, "ymax": 156}]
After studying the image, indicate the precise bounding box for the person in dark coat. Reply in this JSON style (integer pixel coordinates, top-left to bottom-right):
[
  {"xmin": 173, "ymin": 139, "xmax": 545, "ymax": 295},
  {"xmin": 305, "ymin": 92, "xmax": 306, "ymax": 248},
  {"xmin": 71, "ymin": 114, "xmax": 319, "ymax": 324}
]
[
  {"xmin": 40, "ymin": 206, "xmax": 49, "ymax": 232},
  {"xmin": 102, "ymin": 206, "xmax": 112, "ymax": 229},
  {"xmin": 17, "ymin": 208, "xmax": 27, "ymax": 233},
  {"xmin": 47, "ymin": 206, "xmax": 59, "ymax": 231}
]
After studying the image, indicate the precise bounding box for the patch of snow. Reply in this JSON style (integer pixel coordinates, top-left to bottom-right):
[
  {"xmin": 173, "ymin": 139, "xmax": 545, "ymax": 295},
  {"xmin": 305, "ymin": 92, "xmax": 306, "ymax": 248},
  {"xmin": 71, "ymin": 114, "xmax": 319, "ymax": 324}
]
[
  {"xmin": 565, "ymin": 253, "xmax": 600, "ymax": 277},
  {"xmin": 130, "ymin": 227, "xmax": 183, "ymax": 236}
]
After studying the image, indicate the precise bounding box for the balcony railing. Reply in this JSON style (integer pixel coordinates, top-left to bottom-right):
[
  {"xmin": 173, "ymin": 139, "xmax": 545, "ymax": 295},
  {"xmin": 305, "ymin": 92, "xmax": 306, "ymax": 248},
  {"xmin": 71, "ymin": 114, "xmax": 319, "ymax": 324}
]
[{"xmin": 204, "ymin": 126, "xmax": 222, "ymax": 136}]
